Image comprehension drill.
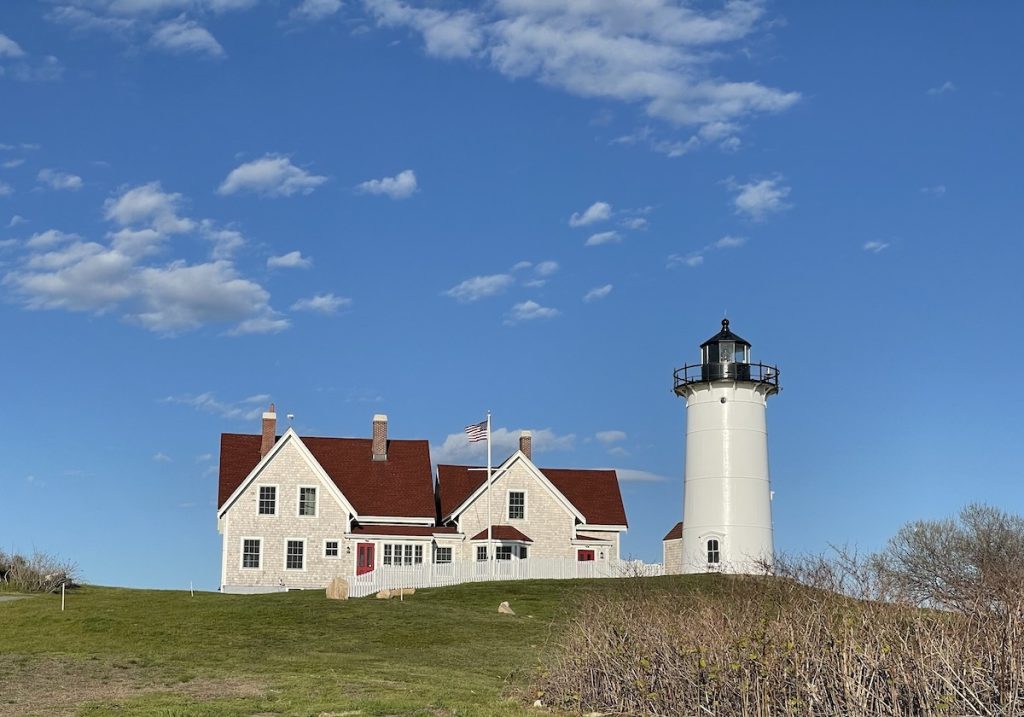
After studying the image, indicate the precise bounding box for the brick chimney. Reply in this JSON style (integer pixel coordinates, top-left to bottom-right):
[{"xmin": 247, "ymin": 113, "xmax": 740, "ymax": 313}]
[
  {"xmin": 519, "ymin": 430, "xmax": 532, "ymax": 460},
  {"xmin": 372, "ymin": 414, "xmax": 388, "ymax": 461},
  {"xmin": 260, "ymin": 403, "xmax": 277, "ymax": 458}
]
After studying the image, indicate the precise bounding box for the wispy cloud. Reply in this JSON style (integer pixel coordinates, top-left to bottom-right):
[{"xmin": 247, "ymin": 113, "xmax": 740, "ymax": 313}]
[
  {"xmin": 363, "ymin": 0, "xmax": 799, "ymax": 142},
  {"xmin": 0, "ymin": 182, "xmax": 13, "ymax": 196},
  {"xmin": 153, "ymin": 451, "xmax": 172, "ymax": 463},
  {"xmin": 583, "ymin": 284, "xmax": 613, "ymax": 302},
  {"xmin": 927, "ymin": 81, "xmax": 956, "ymax": 96},
  {"xmin": 267, "ymin": 250, "xmax": 312, "ymax": 269},
  {"xmin": 218, "ymin": 155, "xmax": 327, "ymax": 197},
  {"xmin": 162, "ymin": 392, "xmax": 270, "ymax": 421},
  {"xmin": 356, "ymin": 169, "xmax": 418, "ymax": 199},
  {"xmin": 432, "ymin": 426, "xmax": 575, "ymax": 464},
  {"xmin": 863, "ymin": 240, "xmax": 890, "ymax": 253},
  {"xmin": 37, "ymin": 168, "xmax": 83, "ymax": 191},
  {"xmin": 6, "ymin": 215, "xmax": 27, "ymax": 228},
  {"xmin": 585, "ymin": 230, "xmax": 622, "ymax": 247},
  {"xmin": 0, "ymin": 33, "xmax": 26, "ymax": 58},
  {"xmin": 920, "ymin": 185, "xmax": 946, "ymax": 197},
  {"xmin": 150, "ymin": 16, "xmax": 225, "ymax": 58},
  {"xmin": 569, "ymin": 201, "xmax": 611, "ymax": 227},
  {"xmin": 667, "ymin": 235, "xmax": 745, "ymax": 269},
  {"xmin": 444, "ymin": 273, "xmax": 514, "ymax": 302},
  {"xmin": 596, "ymin": 430, "xmax": 627, "ymax": 444},
  {"xmin": 2, "ymin": 158, "xmax": 25, "ymax": 169},
  {"xmin": 291, "ymin": 293, "xmax": 352, "ymax": 314},
  {"xmin": 25, "ymin": 229, "xmax": 81, "ymax": 248},
  {"xmin": 727, "ymin": 176, "xmax": 791, "ymax": 221},
  {"xmin": 505, "ymin": 299, "xmax": 559, "ymax": 324},
  {"xmin": 290, "ymin": 0, "xmax": 342, "ymax": 21}
]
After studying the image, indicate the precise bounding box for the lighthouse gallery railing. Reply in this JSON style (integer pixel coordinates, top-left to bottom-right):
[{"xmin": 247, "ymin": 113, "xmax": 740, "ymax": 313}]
[{"xmin": 673, "ymin": 362, "xmax": 780, "ymax": 394}]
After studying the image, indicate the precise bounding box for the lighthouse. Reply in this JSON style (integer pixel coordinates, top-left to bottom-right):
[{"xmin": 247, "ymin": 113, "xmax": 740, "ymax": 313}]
[{"xmin": 673, "ymin": 319, "xmax": 780, "ymax": 574}]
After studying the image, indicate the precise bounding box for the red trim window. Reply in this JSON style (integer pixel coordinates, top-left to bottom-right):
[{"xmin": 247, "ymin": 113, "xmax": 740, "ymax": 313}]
[{"xmin": 577, "ymin": 549, "xmax": 595, "ymax": 562}]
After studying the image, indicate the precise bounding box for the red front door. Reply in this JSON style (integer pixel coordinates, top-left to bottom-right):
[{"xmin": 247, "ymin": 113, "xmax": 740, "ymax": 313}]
[
  {"xmin": 356, "ymin": 543, "xmax": 375, "ymax": 575},
  {"xmin": 577, "ymin": 549, "xmax": 595, "ymax": 562}
]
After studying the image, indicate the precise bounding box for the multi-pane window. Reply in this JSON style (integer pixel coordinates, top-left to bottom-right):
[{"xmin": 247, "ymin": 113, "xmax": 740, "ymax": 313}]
[
  {"xmin": 298, "ymin": 487, "xmax": 317, "ymax": 516},
  {"xmin": 476, "ymin": 546, "xmax": 488, "ymax": 561},
  {"xmin": 242, "ymin": 539, "xmax": 261, "ymax": 569},
  {"xmin": 707, "ymin": 539, "xmax": 721, "ymax": 565},
  {"xmin": 508, "ymin": 491, "xmax": 525, "ymax": 520},
  {"xmin": 519, "ymin": 545, "xmax": 528, "ymax": 560},
  {"xmin": 325, "ymin": 540, "xmax": 339, "ymax": 558},
  {"xmin": 258, "ymin": 486, "xmax": 276, "ymax": 515},
  {"xmin": 286, "ymin": 540, "xmax": 304, "ymax": 570},
  {"xmin": 434, "ymin": 546, "xmax": 453, "ymax": 564},
  {"xmin": 496, "ymin": 545, "xmax": 514, "ymax": 561},
  {"xmin": 381, "ymin": 543, "xmax": 424, "ymax": 566}
]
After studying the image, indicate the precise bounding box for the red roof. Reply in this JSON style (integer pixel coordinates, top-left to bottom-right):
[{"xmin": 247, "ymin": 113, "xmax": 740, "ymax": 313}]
[
  {"xmin": 218, "ymin": 433, "xmax": 435, "ymax": 519},
  {"xmin": 470, "ymin": 525, "xmax": 532, "ymax": 542},
  {"xmin": 437, "ymin": 463, "xmax": 628, "ymax": 527},
  {"xmin": 663, "ymin": 521, "xmax": 684, "ymax": 541},
  {"xmin": 349, "ymin": 525, "xmax": 458, "ymax": 537}
]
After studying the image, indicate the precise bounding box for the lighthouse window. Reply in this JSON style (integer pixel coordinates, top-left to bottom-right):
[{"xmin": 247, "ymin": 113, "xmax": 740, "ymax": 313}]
[
  {"xmin": 719, "ymin": 342, "xmax": 735, "ymax": 363},
  {"xmin": 707, "ymin": 539, "xmax": 721, "ymax": 565}
]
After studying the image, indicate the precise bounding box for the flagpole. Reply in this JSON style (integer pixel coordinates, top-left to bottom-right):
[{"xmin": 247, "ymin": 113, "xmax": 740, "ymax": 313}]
[{"xmin": 486, "ymin": 410, "xmax": 493, "ymax": 576}]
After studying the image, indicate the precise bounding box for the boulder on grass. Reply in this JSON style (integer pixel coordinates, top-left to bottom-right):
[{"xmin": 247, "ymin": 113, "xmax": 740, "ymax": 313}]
[
  {"xmin": 396, "ymin": 587, "xmax": 415, "ymax": 597},
  {"xmin": 376, "ymin": 589, "xmax": 392, "ymax": 599},
  {"xmin": 498, "ymin": 601, "xmax": 515, "ymax": 615},
  {"xmin": 326, "ymin": 578, "xmax": 349, "ymax": 600}
]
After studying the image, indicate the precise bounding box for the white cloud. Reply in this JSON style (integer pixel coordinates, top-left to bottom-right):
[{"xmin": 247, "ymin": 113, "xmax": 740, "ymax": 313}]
[
  {"xmin": 104, "ymin": 182, "xmax": 195, "ymax": 234},
  {"xmin": 218, "ymin": 155, "xmax": 328, "ymax": 197},
  {"xmin": 291, "ymin": 0, "xmax": 342, "ymax": 21},
  {"xmin": 7, "ymin": 215, "xmax": 27, "ymax": 228},
  {"xmin": 505, "ymin": 299, "xmax": 559, "ymax": 324},
  {"xmin": 596, "ymin": 430, "xmax": 626, "ymax": 444},
  {"xmin": 0, "ymin": 182, "xmax": 12, "ymax": 196},
  {"xmin": 667, "ymin": 253, "xmax": 703, "ymax": 268},
  {"xmin": 227, "ymin": 315, "xmax": 291, "ymax": 335},
  {"xmin": 0, "ymin": 33, "xmax": 25, "ymax": 58},
  {"xmin": 364, "ymin": 0, "xmax": 484, "ymax": 59},
  {"xmin": 199, "ymin": 220, "xmax": 245, "ymax": 258},
  {"xmin": 927, "ymin": 81, "xmax": 956, "ymax": 96},
  {"xmin": 569, "ymin": 201, "xmax": 611, "ymax": 227},
  {"xmin": 25, "ymin": 229, "xmax": 81, "ymax": 249},
  {"xmin": 668, "ymin": 234, "xmax": 746, "ymax": 269},
  {"xmin": 534, "ymin": 260, "xmax": 559, "ymax": 276},
  {"xmin": 585, "ymin": 230, "xmax": 622, "ymax": 246},
  {"xmin": 356, "ymin": 169, "xmax": 418, "ymax": 199},
  {"xmin": 46, "ymin": 5, "xmax": 138, "ymax": 34},
  {"xmin": 291, "ymin": 293, "xmax": 352, "ymax": 314},
  {"xmin": 583, "ymin": 284, "xmax": 612, "ymax": 302},
  {"xmin": 150, "ymin": 16, "xmax": 225, "ymax": 57},
  {"xmin": 728, "ymin": 176, "xmax": 791, "ymax": 221},
  {"xmin": 363, "ymin": 0, "xmax": 798, "ymax": 134},
  {"xmin": 2, "ymin": 159, "xmax": 25, "ymax": 168},
  {"xmin": 6, "ymin": 183, "xmax": 284, "ymax": 335},
  {"xmin": 444, "ymin": 273, "xmax": 514, "ymax": 302},
  {"xmin": 714, "ymin": 235, "xmax": 746, "ymax": 249},
  {"xmin": 153, "ymin": 451, "xmax": 172, "ymax": 462},
  {"xmin": 621, "ymin": 217, "xmax": 647, "ymax": 230},
  {"xmin": 6, "ymin": 55, "xmax": 65, "ymax": 82},
  {"xmin": 37, "ymin": 168, "xmax": 83, "ymax": 191},
  {"xmin": 267, "ymin": 250, "xmax": 312, "ymax": 269},
  {"xmin": 432, "ymin": 426, "xmax": 575, "ymax": 464},
  {"xmin": 510, "ymin": 260, "xmax": 532, "ymax": 272},
  {"xmin": 921, "ymin": 185, "xmax": 946, "ymax": 197},
  {"xmin": 863, "ymin": 240, "xmax": 889, "ymax": 254},
  {"xmin": 162, "ymin": 392, "xmax": 270, "ymax": 421},
  {"xmin": 612, "ymin": 468, "xmax": 670, "ymax": 482}
]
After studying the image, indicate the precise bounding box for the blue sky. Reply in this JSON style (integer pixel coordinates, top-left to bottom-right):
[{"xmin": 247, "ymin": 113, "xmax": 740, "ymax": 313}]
[{"xmin": 2, "ymin": 1, "xmax": 1022, "ymax": 590}]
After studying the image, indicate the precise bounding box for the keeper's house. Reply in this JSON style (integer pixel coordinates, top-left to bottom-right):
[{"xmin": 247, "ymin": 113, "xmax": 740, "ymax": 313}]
[{"xmin": 217, "ymin": 406, "xmax": 628, "ymax": 593}]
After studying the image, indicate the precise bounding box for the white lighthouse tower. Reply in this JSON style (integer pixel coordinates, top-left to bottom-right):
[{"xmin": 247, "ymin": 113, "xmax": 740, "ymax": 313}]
[{"xmin": 674, "ymin": 319, "xmax": 780, "ymax": 574}]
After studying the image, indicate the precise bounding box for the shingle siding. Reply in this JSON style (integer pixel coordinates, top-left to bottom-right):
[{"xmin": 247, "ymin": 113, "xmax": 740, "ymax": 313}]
[{"xmin": 222, "ymin": 438, "xmax": 354, "ymax": 590}]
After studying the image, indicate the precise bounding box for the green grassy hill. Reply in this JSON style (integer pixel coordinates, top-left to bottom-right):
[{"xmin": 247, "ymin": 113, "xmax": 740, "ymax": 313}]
[{"xmin": 0, "ymin": 576, "xmax": 715, "ymax": 716}]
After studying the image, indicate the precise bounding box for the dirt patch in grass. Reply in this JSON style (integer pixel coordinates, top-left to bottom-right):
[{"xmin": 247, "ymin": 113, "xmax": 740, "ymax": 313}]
[{"xmin": 0, "ymin": 654, "xmax": 267, "ymax": 717}]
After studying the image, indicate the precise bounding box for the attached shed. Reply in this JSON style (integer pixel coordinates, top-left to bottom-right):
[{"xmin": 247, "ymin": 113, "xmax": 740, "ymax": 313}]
[{"xmin": 662, "ymin": 521, "xmax": 683, "ymax": 575}]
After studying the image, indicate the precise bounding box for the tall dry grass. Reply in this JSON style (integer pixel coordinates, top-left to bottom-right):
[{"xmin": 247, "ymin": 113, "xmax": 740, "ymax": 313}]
[{"xmin": 536, "ymin": 560, "xmax": 1024, "ymax": 716}]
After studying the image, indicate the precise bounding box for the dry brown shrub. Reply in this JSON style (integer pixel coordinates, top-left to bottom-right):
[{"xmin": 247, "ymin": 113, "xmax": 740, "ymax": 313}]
[
  {"xmin": 0, "ymin": 549, "xmax": 79, "ymax": 593},
  {"xmin": 536, "ymin": 546, "xmax": 1024, "ymax": 715}
]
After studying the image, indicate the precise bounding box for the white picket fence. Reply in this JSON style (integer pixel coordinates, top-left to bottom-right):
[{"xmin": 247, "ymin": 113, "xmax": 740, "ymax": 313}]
[{"xmin": 344, "ymin": 557, "xmax": 664, "ymax": 598}]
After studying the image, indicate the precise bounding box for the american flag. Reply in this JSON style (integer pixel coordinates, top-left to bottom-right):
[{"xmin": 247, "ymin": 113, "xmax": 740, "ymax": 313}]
[{"xmin": 464, "ymin": 420, "xmax": 488, "ymax": 443}]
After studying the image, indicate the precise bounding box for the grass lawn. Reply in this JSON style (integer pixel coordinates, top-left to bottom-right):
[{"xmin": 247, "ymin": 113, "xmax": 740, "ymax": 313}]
[{"xmin": 0, "ymin": 576, "xmax": 716, "ymax": 716}]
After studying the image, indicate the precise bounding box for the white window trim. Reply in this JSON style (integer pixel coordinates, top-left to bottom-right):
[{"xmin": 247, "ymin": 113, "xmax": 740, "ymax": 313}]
[
  {"xmin": 296, "ymin": 485, "xmax": 318, "ymax": 518},
  {"xmin": 257, "ymin": 484, "xmax": 279, "ymax": 517},
  {"xmin": 324, "ymin": 538, "xmax": 341, "ymax": 559},
  {"xmin": 239, "ymin": 536, "xmax": 262, "ymax": 570},
  {"xmin": 507, "ymin": 489, "xmax": 527, "ymax": 521},
  {"xmin": 433, "ymin": 545, "xmax": 454, "ymax": 564},
  {"xmin": 379, "ymin": 541, "xmax": 425, "ymax": 567},
  {"xmin": 284, "ymin": 538, "xmax": 306, "ymax": 571}
]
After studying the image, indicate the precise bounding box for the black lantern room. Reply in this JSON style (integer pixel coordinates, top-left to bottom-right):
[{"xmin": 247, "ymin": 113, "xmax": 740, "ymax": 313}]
[{"xmin": 673, "ymin": 319, "xmax": 780, "ymax": 394}]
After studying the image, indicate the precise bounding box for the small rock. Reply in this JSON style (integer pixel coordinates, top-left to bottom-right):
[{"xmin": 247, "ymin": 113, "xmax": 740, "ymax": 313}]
[
  {"xmin": 376, "ymin": 589, "xmax": 392, "ymax": 599},
  {"xmin": 396, "ymin": 587, "xmax": 415, "ymax": 597},
  {"xmin": 533, "ymin": 699, "xmax": 544, "ymax": 708},
  {"xmin": 326, "ymin": 577, "xmax": 349, "ymax": 600},
  {"xmin": 498, "ymin": 601, "xmax": 515, "ymax": 615}
]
